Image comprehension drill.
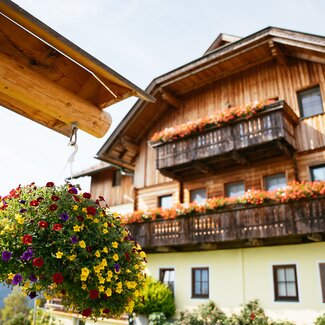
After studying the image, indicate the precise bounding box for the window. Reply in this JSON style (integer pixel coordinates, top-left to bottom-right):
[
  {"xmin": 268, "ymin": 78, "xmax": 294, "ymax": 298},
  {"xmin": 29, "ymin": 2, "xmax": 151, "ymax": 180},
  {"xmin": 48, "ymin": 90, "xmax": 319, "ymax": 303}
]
[
  {"xmin": 320, "ymin": 263, "xmax": 325, "ymax": 303},
  {"xmin": 158, "ymin": 195, "xmax": 173, "ymax": 208},
  {"xmin": 192, "ymin": 267, "xmax": 209, "ymax": 298},
  {"xmin": 225, "ymin": 181, "xmax": 245, "ymax": 198},
  {"xmin": 190, "ymin": 188, "xmax": 207, "ymax": 204},
  {"xmin": 311, "ymin": 164, "xmax": 325, "ymax": 181},
  {"xmin": 160, "ymin": 268, "xmax": 175, "ymax": 294},
  {"xmin": 112, "ymin": 169, "xmax": 121, "ymax": 187},
  {"xmin": 273, "ymin": 265, "xmax": 299, "ymax": 301},
  {"xmin": 265, "ymin": 173, "xmax": 286, "ymax": 191},
  {"xmin": 298, "ymin": 86, "xmax": 323, "ymax": 118}
]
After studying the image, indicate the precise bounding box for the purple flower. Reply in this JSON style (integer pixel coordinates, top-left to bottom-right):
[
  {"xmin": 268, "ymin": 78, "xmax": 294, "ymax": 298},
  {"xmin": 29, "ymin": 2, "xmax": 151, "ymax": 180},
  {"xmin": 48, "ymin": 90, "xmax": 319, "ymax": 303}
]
[
  {"xmin": 20, "ymin": 208, "xmax": 27, "ymax": 213},
  {"xmin": 68, "ymin": 187, "xmax": 78, "ymax": 194},
  {"xmin": 28, "ymin": 291, "xmax": 37, "ymax": 299},
  {"xmin": 60, "ymin": 212, "xmax": 69, "ymax": 221},
  {"xmin": 2, "ymin": 251, "xmax": 12, "ymax": 262},
  {"xmin": 70, "ymin": 236, "xmax": 78, "ymax": 244},
  {"xmin": 114, "ymin": 263, "xmax": 120, "ymax": 272},
  {"xmin": 19, "ymin": 200, "xmax": 26, "ymax": 204},
  {"xmin": 29, "ymin": 274, "xmax": 37, "ymax": 282},
  {"xmin": 12, "ymin": 273, "xmax": 23, "ymax": 285},
  {"xmin": 21, "ymin": 248, "xmax": 33, "ymax": 261}
]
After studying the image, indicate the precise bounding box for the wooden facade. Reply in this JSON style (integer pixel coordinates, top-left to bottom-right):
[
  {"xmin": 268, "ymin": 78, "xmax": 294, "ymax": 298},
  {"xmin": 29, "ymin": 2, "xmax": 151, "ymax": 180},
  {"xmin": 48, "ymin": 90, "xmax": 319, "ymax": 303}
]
[{"xmin": 93, "ymin": 27, "xmax": 325, "ymax": 246}]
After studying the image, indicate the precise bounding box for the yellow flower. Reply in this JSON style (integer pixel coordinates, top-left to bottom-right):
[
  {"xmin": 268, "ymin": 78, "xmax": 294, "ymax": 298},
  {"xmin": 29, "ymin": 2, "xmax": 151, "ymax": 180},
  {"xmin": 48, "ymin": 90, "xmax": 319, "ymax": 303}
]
[
  {"xmin": 103, "ymin": 229, "xmax": 108, "ymax": 234},
  {"xmin": 134, "ymin": 264, "xmax": 139, "ymax": 270},
  {"xmin": 93, "ymin": 218, "xmax": 99, "ymax": 223},
  {"xmin": 99, "ymin": 277, "xmax": 105, "ymax": 284},
  {"xmin": 79, "ymin": 240, "xmax": 86, "ymax": 248},
  {"xmin": 73, "ymin": 205, "xmax": 79, "ymax": 210},
  {"xmin": 15, "ymin": 214, "xmax": 24, "ymax": 224},
  {"xmin": 68, "ymin": 254, "xmax": 76, "ymax": 261},
  {"xmin": 134, "ymin": 289, "xmax": 139, "ymax": 297},
  {"xmin": 73, "ymin": 225, "xmax": 81, "ymax": 232},
  {"xmin": 112, "ymin": 254, "xmax": 119, "ymax": 261},
  {"xmin": 103, "ymin": 222, "xmax": 108, "ymax": 228},
  {"xmin": 117, "ymin": 282, "xmax": 122, "ymax": 288},
  {"xmin": 81, "ymin": 283, "xmax": 87, "ymax": 290},
  {"xmin": 56, "ymin": 251, "xmax": 63, "ymax": 259},
  {"xmin": 43, "ymin": 292, "xmax": 53, "ymax": 300},
  {"xmin": 80, "ymin": 267, "xmax": 90, "ymax": 281},
  {"xmin": 126, "ymin": 281, "xmax": 137, "ymax": 289},
  {"xmin": 86, "ymin": 215, "xmax": 93, "ymax": 220},
  {"xmin": 95, "ymin": 250, "xmax": 101, "ymax": 258},
  {"xmin": 140, "ymin": 251, "xmax": 146, "ymax": 258},
  {"xmin": 112, "ymin": 241, "xmax": 118, "ymax": 248},
  {"xmin": 105, "ymin": 288, "xmax": 112, "ymax": 297},
  {"xmin": 98, "ymin": 285, "xmax": 105, "ymax": 292},
  {"xmin": 7, "ymin": 273, "xmax": 14, "ymax": 280},
  {"xmin": 82, "ymin": 208, "xmax": 87, "ymax": 213},
  {"xmin": 80, "ymin": 224, "xmax": 85, "ymax": 230},
  {"xmin": 102, "ymin": 247, "xmax": 108, "ymax": 253},
  {"xmin": 116, "ymin": 287, "xmax": 123, "ymax": 294},
  {"xmin": 101, "ymin": 259, "xmax": 107, "ymax": 267},
  {"xmin": 107, "ymin": 270, "xmax": 113, "ymax": 278}
]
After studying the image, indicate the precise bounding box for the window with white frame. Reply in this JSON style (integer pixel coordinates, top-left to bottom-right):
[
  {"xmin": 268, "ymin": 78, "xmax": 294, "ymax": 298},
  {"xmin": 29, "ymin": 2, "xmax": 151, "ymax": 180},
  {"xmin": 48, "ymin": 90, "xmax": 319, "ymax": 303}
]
[{"xmin": 160, "ymin": 268, "xmax": 175, "ymax": 294}]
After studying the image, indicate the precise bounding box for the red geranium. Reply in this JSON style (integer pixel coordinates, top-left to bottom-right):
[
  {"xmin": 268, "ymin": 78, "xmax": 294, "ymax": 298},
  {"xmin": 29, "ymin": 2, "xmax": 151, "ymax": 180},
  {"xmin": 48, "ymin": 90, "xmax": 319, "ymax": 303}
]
[
  {"xmin": 86, "ymin": 206, "xmax": 96, "ymax": 216},
  {"xmin": 53, "ymin": 273, "xmax": 64, "ymax": 284},
  {"xmin": 22, "ymin": 234, "xmax": 32, "ymax": 245},
  {"xmin": 46, "ymin": 182, "xmax": 54, "ymax": 187},
  {"xmin": 38, "ymin": 220, "xmax": 48, "ymax": 228},
  {"xmin": 33, "ymin": 257, "xmax": 44, "ymax": 268},
  {"xmin": 83, "ymin": 192, "xmax": 91, "ymax": 199},
  {"xmin": 52, "ymin": 224, "xmax": 63, "ymax": 231},
  {"xmin": 81, "ymin": 308, "xmax": 92, "ymax": 317},
  {"xmin": 49, "ymin": 204, "xmax": 58, "ymax": 211},
  {"xmin": 30, "ymin": 200, "xmax": 39, "ymax": 207},
  {"xmin": 89, "ymin": 289, "xmax": 99, "ymax": 299}
]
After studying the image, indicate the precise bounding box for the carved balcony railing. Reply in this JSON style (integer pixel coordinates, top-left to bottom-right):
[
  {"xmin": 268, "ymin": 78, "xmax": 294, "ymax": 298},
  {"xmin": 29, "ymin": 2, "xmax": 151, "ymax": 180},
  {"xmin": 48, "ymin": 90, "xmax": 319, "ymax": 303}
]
[
  {"xmin": 152, "ymin": 100, "xmax": 299, "ymax": 179},
  {"xmin": 127, "ymin": 197, "xmax": 325, "ymax": 252}
]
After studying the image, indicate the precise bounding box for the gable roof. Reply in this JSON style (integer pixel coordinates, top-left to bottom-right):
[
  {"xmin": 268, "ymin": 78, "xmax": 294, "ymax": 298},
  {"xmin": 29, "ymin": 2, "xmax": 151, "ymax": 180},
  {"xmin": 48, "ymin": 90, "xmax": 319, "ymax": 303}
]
[
  {"xmin": 0, "ymin": 0, "xmax": 154, "ymax": 138},
  {"xmin": 97, "ymin": 26, "xmax": 325, "ymax": 169},
  {"xmin": 204, "ymin": 33, "xmax": 242, "ymax": 54}
]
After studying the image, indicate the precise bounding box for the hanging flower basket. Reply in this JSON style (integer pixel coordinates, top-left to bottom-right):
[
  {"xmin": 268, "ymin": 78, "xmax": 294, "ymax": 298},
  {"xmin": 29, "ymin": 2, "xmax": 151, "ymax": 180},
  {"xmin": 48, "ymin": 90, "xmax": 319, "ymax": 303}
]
[{"xmin": 0, "ymin": 182, "xmax": 146, "ymax": 320}]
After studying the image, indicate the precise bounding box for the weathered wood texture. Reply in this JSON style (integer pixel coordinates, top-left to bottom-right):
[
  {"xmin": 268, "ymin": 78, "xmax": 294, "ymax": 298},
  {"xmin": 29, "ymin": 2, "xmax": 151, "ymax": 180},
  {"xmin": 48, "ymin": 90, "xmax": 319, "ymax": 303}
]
[
  {"xmin": 135, "ymin": 59, "xmax": 325, "ymax": 188},
  {"xmin": 127, "ymin": 197, "xmax": 325, "ymax": 251},
  {"xmin": 90, "ymin": 169, "xmax": 134, "ymax": 207},
  {"xmin": 154, "ymin": 101, "xmax": 297, "ymax": 178}
]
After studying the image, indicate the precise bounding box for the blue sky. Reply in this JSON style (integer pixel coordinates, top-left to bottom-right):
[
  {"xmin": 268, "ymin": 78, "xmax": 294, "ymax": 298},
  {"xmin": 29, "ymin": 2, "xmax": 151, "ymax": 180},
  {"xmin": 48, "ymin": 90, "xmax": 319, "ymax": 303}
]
[{"xmin": 1, "ymin": 0, "xmax": 325, "ymax": 195}]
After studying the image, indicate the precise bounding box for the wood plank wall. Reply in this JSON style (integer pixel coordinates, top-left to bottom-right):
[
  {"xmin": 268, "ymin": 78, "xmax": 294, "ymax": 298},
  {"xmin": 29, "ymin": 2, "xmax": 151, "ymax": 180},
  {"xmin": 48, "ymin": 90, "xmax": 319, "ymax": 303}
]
[
  {"xmin": 90, "ymin": 169, "xmax": 134, "ymax": 207},
  {"xmin": 135, "ymin": 58, "xmax": 325, "ymax": 193}
]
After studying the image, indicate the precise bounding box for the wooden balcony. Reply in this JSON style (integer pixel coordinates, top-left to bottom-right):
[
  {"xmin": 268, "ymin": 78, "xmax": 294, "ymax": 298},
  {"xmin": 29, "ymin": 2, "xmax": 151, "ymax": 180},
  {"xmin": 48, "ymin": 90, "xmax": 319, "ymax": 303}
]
[
  {"xmin": 153, "ymin": 100, "xmax": 299, "ymax": 179},
  {"xmin": 127, "ymin": 197, "xmax": 325, "ymax": 252}
]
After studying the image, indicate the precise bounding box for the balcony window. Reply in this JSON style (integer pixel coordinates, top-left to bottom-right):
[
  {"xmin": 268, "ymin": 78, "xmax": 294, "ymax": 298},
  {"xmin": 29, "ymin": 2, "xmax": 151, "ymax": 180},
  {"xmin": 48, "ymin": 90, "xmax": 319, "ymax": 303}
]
[
  {"xmin": 158, "ymin": 195, "xmax": 173, "ymax": 209},
  {"xmin": 192, "ymin": 267, "xmax": 209, "ymax": 298},
  {"xmin": 225, "ymin": 181, "xmax": 245, "ymax": 198},
  {"xmin": 273, "ymin": 265, "xmax": 299, "ymax": 302},
  {"xmin": 112, "ymin": 169, "xmax": 121, "ymax": 187},
  {"xmin": 311, "ymin": 164, "xmax": 325, "ymax": 181},
  {"xmin": 160, "ymin": 268, "xmax": 175, "ymax": 294},
  {"xmin": 265, "ymin": 173, "xmax": 286, "ymax": 191},
  {"xmin": 298, "ymin": 86, "xmax": 323, "ymax": 118},
  {"xmin": 190, "ymin": 188, "xmax": 207, "ymax": 204}
]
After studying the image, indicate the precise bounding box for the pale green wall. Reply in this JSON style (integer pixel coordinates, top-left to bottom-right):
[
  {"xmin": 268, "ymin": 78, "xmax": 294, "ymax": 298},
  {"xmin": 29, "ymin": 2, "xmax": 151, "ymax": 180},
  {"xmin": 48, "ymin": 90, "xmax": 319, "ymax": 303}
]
[{"xmin": 147, "ymin": 242, "xmax": 325, "ymax": 325}]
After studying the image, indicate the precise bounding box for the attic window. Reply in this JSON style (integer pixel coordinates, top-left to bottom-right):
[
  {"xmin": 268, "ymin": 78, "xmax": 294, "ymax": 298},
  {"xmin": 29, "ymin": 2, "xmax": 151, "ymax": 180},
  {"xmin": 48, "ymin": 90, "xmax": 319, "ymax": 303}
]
[{"xmin": 112, "ymin": 170, "xmax": 121, "ymax": 187}]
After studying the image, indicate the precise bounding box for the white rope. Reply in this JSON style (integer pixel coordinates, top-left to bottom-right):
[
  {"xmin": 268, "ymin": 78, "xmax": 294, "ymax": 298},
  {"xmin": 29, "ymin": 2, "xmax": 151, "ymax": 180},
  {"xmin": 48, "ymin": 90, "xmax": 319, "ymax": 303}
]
[{"xmin": 56, "ymin": 144, "xmax": 78, "ymax": 184}]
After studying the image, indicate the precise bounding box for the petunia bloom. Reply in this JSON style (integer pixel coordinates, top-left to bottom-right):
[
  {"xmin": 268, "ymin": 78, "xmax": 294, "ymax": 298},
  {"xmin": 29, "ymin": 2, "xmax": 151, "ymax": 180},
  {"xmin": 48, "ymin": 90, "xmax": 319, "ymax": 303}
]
[
  {"xmin": 29, "ymin": 200, "xmax": 39, "ymax": 207},
  {"xmin": 33, "ymin": 257, "xmax": 44, "ymax": 268},
  {"xmin": 22, "ymin": 234, "xmax": 32, "ymax": 245},
  {"xmin": 29, "ymin": 291, "xmax": 37, "ymax": 299},
  {"xmin": 21, "ymin": 248, "xmax": 33, "ymax": 261},
  {"xmin": 49, "ymin": 204, "xmax": 58, "ymax": 211},
  {"xmin": 53, "ymin": 273, "xmax": 64, "ymax": 284},
  {"xmin": 52, "ymin": 224, "xmax": 63, "ymax": 231},
  {"xmin": 46, "ymin": 182, "xmax": 54, "ymax": 187},
  {"xmin": 38, "ymin": 220, "xmax": 49, "ymax": 228},
  {"xmin": 83, "ymin": 192, "xmax": 91, "ymax": 199},
  {"xmin": 60, "ymin": 212, "xmax": 69, "ymax": 221},
  {"xmin": 89, "ymin": 289, "xmax": 99, "ymax": 299},
  {"xmin": 86, "ymin": 206, "xmax": 96, "ymax": 216},
  {"xmin": 68, "ymin": 187, "xmax": 78, "ymax": 194},
  {"xmin": 51, "ymin": 195, "xmax": 59, "ymax": 201},
  {"xmin": 70, "ymin": 236, "xmax": 78, "ymax": 244},
  {"xmin": 2, "ymin": 251, "xmax": 12, "ymax": 262},
  {"xmin": 81, "ymin": 308, "xmax": 92, "ymax": 317},
  {"xmin": 114, "ymin": 263, "xmax": 120, "ymax": 272},
  {"xmin": 29, "ymin": 274, "xmax": 38, "ymax": 282},
  {"xmin": 12, "ymin": 273, "xmax": 23, "ymax": 285}
]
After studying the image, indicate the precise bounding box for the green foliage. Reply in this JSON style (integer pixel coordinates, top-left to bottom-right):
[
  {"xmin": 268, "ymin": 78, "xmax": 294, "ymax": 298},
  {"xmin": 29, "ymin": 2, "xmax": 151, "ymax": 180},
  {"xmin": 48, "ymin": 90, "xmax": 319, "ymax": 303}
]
[
  {"xmin": 134, "ymin": 277, "xmax": 176, "ymax": 317},
  {"xmin": 175, "ymin": 300, "xmax": 295, "ymax": 325},
  {"xmin": 175, "ymin": 301, "xmax": 227, "ymax": 325},
  {"xmin": 28, "ymin": 308, "xmax": 59, "ymax": 325},
  {"xmin": 315, "ymin": 313, "xmax": 325, "ymax": 325},
  {"xmin": 1, "ymin": 287, "xmax": 31, "ymax": 324},
  {"xmin": 148, "ymin": 312, "xmax": 168, "ymax": 325}
]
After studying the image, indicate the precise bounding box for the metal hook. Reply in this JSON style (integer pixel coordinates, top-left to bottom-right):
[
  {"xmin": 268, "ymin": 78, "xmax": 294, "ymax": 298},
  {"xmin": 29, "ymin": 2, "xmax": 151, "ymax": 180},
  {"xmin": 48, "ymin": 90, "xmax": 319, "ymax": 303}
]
[{"xmin": 68, "ymin": 123, "xmax": 78, "ymax": 146}]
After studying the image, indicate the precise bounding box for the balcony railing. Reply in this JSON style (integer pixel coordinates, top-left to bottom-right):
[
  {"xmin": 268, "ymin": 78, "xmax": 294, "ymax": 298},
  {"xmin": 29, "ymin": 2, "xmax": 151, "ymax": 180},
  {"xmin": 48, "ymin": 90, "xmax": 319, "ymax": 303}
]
[
  {"xmin": 152, "ymin": 100, "xmax": 298, "ymax": 179},
  {"xmin": 127, "ymin": 197, "xmax": 325, "ymax": 251}
]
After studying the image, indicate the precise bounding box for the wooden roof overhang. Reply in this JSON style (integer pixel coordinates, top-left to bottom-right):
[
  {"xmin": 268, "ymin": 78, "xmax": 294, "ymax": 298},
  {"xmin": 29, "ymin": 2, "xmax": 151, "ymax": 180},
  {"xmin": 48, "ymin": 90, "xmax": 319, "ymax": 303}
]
[
  {"xmin": 0, "ymin": 0, "xmax": 154, "ymax": 138},
  {"xmin": 97, "ymin": 27, "xmax": 325, "ymax": 169}
]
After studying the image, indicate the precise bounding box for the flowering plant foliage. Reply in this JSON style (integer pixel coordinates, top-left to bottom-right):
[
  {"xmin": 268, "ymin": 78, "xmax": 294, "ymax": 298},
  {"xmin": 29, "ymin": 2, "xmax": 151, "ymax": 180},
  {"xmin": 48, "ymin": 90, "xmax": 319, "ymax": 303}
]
[
  {"xmin": 150, "ymin": 99, "xmax": 277, "ymax": 144},
  {"xmin": 0, "ymin": 183, "xmax": 146, "ymax": 320},
  {"xmin": 123, "ymin": 181, "xmax": 325, "ymax": 224}
]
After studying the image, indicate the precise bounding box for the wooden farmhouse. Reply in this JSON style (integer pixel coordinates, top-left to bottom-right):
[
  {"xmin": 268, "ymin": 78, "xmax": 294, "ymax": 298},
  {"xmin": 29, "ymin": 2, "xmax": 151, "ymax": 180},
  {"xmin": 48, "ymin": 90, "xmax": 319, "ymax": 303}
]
[{"xmin": 76, "ymin": 27, "xmax": 325, "ymax": 324}]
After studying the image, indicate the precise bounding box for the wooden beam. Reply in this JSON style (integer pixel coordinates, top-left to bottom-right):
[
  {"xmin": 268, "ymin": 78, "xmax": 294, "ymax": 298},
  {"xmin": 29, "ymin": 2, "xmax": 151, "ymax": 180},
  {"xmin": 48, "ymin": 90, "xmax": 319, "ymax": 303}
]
[
  {"xmin": 0, "ymin": 52, "xmax": 112, "ymax": 138},
  {"xmin": 268, "ymin": 40, "xmax": 288, "ymax": 65},
  {"xmin": 307, "ymin": 233, "xmax": 322, "ymax": 242},
  {"xmin": 159, "ymin": 168, "xmax": 180, "ymax": 181},
  {"xmin": 120, "ymin": 136, "xmax": 140, "ymax": 153},
  {"xmin": 193, "ymin": 161, "xmax": 216, "ymax": 174},
  {"xmin": 159, "ymin": 88, "xmax": 181, "ymax": 109},
  {"xmin": 231, "ymin": 151, "xmax": 248, "ymax": 165},
  {"xmin": 276, "ymin": 140, "xmax": 292, "ymax": 159},
  {"xmin": 247, "ymin": 239, "xmax": 264, "ymax": 247}
]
